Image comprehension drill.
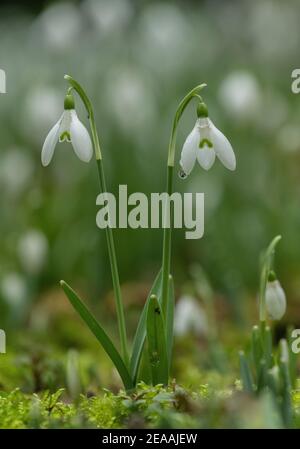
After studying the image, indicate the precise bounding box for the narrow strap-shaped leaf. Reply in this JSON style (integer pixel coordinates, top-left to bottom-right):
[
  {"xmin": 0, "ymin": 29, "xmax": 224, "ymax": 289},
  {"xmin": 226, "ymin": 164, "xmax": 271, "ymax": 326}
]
[
  {"xmin": 264, "ymin": 325, "xmax": 273, "ymax": 369},
  {"xmin": 257, "ymin": 358, "xmax": 267, "ymax": 393},
  {"xmin": 239, "ymin": 350, "xmax": 254, "ymax": 394},
  {"xmin": 279, "ymin": 339, "xmax": 293, "ymax": 427},
  {"xmin": 166, "ymin": 275, "xmax": 174, "ymax": 370},
  {"xmin": 267, "ymin": 366, "xmax": 280, "ymax": 395},
  {"xmin": 60, "ymin": 280, "xmax": 133, "ymax": 390},
  {"xmin": 130, "ymin": 269, "xmax": 162, "ymax": 383},
  {"xmin": 251, "ymin": 325, "xmax": 262, "ymax": 371},
  {"xmin": 287, "ymin": 325, "xmax": 297, "ymax": 388},
  {"xmin": 146, "ymin": 295, "xmax": 168, "ymax": 385}
]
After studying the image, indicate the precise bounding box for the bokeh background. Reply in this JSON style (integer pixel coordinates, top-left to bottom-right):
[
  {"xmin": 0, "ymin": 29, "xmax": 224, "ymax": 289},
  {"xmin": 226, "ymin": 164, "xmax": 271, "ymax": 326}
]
[{"xmin": 0, "ymin": 0, "xmax": 300, "ymax": 394}]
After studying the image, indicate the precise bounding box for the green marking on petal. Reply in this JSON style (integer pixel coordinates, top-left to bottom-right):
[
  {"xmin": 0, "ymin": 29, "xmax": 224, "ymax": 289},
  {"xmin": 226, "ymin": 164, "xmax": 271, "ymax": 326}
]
[
  {"xmin": 199, "ymin": 138, "xmax": 213, "ymax": 149},
  {"xmin": 59, "ymin": 131, "xmax": 71, "ymax": 142}
]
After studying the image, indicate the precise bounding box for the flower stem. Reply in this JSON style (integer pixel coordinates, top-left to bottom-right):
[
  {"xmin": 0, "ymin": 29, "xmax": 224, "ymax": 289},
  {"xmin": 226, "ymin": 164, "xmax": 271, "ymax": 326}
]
[
  {"xmin": 64, "ymin": 75, "xmax": 129, "ymax": 366},
  {"xmin": 96, "ymin": 159, "xmax": 129, "ymax": 366},
  {"xmin": 258, "ymin": 235, "xmax": 281, "ymax": 323},
  {"xmin": 161, "ymin": 166, "xmax": 173, "ymax": 318},
  {"xmin": 161, "ymin": 83, "xmax": 207, "ymax": 318}
]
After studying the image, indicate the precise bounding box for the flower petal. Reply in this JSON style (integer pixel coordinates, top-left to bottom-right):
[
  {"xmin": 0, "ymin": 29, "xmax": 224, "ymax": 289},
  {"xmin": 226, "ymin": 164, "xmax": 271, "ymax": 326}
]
[
  {"xmin": 265, "ymin": 280, "xmax": 286, "ymax": 320},
  {"xmin": 59, "ymin": 110, "xmax": 72, "ymax": 142},
  {"xmin": 210, "ymin": 119, "xmax": 236, "ymax": 171},
  {"xmin": 179, "ymin": 125, "xmax": 199, "ymax": 176},
  {"xmin": 70, "ymin": 111, "xmax": 93, "ymax": 163},
  {"xmin": 197, "ymin": 147, "xmax": 215, "ymax": 170},
  {"xmin": 41, "ymin": 121, "xmax": 60, "ymax": 166}
]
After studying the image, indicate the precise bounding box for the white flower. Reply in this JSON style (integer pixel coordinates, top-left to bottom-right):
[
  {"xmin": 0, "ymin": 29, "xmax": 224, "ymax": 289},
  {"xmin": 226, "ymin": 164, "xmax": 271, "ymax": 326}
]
[
  {"xmin": 18, "ymin": 229, "xmax": 48, "ymax": 274},
  {"xmin": 265, "ymin": 279, "xmax": 286, "ymax": 320},
  {"xmin": 38, "ymin": 3, "xmax": 82, "ymax": 51},
  {"xmin": 1, "ymin": 273, "xmax": 27, "ymax": 308},
  {"xmin": 41, "ymin": 97, "xmax": 93, "ymax": 166},
  {"xmin": 174, "ymin": 295, "xmax": 208, "ymax": 337},
  {"xmin": 218, "ymin": 71, "xmax": 261, "ymax": 121},
  {"xmin": 180, "ymin": 116, "xmax": 236, "ymax": 177},
  {"xmin": 0, "ymin": 148, "xmax": 34, "ymax": 195}
]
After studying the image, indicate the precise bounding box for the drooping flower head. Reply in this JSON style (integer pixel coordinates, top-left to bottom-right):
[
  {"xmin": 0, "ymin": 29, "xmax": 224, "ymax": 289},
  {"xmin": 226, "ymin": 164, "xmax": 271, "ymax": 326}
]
[
  {"xmin": 174, "ymin": 295, "xmax": 208, "ymax": 337},
  {"xmin": 41, "ymin": 93, "xmax": 93, "ymax": 166},
  {"xmin": 179, "ymin": 101, "xmax": 236, "ymax": 178},
  {"xmin": 265, "ymin": 271, "xmax": 286, "ymax": 320}
]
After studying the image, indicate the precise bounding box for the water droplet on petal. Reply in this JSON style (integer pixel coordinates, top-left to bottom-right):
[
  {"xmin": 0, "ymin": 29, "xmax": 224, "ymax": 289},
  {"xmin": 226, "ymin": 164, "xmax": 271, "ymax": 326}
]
[{"xmin": 178, "ymin": 169, "xmax": 187, "ymax": 179}]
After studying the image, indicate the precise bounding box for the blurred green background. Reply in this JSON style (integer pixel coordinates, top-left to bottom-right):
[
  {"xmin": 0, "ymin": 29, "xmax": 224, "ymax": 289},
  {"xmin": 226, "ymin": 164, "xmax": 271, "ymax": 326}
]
[{"xmin": 0, "ymin": 0, "xmax": 300, "ymax": 349}]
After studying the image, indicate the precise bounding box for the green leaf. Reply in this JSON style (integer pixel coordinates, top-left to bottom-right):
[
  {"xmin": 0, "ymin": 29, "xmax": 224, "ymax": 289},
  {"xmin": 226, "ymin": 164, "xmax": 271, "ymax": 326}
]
[
  {"xmin": 239, "ymin": 350, "xmax": 254, "ymax": 394},
  {"xmin": 279, "ymin": 339, "xmax": 293, "ymax": 427},
  {"xmin": 146, "ymin": 295, "xmax": 168, "ymax": 385},
  {"xmin": 166, "ymin": 275, "xmax": 174, "ymax": 370},
  {"xmin": 251, "ymin": 325, "xmax": 263, "ymax": 376},
  {"xmin": 257, "ymin": 358, "xmax": 267, "ymax": 393},
  {"xmin": 287, "ymin": 325, "xmax": 297, "ymax": 388},
  {"xmin": 130, "ymin": 269, "xmax": 162, "ymax": 383},
  {"xmin": 264, "ymin": 325, "xmax": 273, "ymax": 368},
  {"xmin": 267, "ymin": 366, "xmax": 280, "ymax": 395},
  {"xmin": 60, "ymin": 280, "xmax": 133, "ymax": 390}
]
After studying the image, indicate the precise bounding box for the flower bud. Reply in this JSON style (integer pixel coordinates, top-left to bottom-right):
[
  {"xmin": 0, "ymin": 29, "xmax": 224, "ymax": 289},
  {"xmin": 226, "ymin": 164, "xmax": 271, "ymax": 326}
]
[
  {"xmin": 265, "ymin": 272, "xmax": 286, "ymax": 320},
  {"xmin": 64, "ymin": 93, "xmax": 75, "ymax": 110},
  {"xmin": 196, "ymin": 102, "xmax": 209, "ymax": 118}
]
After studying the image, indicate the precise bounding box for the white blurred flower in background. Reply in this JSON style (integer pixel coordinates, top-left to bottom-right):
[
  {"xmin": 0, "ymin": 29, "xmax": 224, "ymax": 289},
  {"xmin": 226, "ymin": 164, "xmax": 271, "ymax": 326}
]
[
  {"xmin": 18, "ymin": 229, "xmax": 48, "ymax": 275},
  {"xmin": 1, "ymin": 273, "xmax": 27, "ymax": 307},
  {"xmin": 35, "ymin": 2, "xmax": 82, "ymax": 51},
  {"xmin": 138, "ymin": 3, "xmax": 190, "ymax": 72},
  {"xmin": 249, "ymin": 2, "xmax": 298, "ymax": 61},
  {"xmin": 265, "ymin": 277, "xmax": 286, "ymax": 321},
  {"xmin": 105, "ymin": 67, "xmax": 156, "ymax": 134},
  {"xmin": 218, "ymin": 71, "xmax": 261, "ymax": 121},
  {"xmin": 174, "ymin": 295, "xmax": 208, "ymax": 337},
  {"xmin": 0, "ymin": 148, "xmax": 34, "ymax": 195},
  {"xmin": 83, "ymin": 0, "xmax": 133, "ymax": 34},
  {"xmin": 24, "ymin": 86, "xmax": 62, "ymax": 143}
]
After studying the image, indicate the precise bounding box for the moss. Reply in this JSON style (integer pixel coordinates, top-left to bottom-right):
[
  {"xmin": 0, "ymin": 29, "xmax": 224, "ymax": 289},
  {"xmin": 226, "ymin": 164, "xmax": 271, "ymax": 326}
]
[{"xmin": 1, "ymin": 379, "xmax": 300, "ymax": 429}]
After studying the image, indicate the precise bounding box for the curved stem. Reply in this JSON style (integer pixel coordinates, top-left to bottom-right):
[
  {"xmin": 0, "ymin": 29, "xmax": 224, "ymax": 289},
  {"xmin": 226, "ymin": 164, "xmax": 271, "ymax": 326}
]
[
  {"xmin": 167, "ymin": 83, "xmax": 207, "ymax": 167},
  {"xmin": 64, "ymin": 75, "xmax": 129, "ymax": 366},
  {"xmin": 64, "ymin": 75, "xmax": 102, "ymax": 161},
  {"xmin": 161, "ymin": 83, "xmax": 207, "ymax": 318},
  {"xmin": 259, "ymin": 235, "xmax": 282, "ymax": 323}
]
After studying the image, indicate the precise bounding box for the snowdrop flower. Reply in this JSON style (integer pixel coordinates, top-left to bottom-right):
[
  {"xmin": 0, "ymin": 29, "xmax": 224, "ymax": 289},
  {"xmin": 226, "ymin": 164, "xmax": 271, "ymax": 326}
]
[
  {"xmin": 1, "ymin": 273, "xmax": 27, "ymax": 308},
  {"xmin": 41, "ymin": 94, "xmax": 93, "ymax": 166},
  {"xmin": 0, "ymin": 148, "xmax": 34, "ymax": 195},
  {"xmin": 179, "ymin": 102, "xmax": 236, "ymax": 178},
  {"xmin": 84, "ymin": 0, "xmax": 133, "ymax": 35},
  {"xmin": 18, "ymin": 229, "xmax": 48, "ymax": 274},
  {"xmin": 265, "ymin": 272, "xmax": 286, "ymax": 320},
  {"xmin": 38, "ymin": 2, "xmax": 82, "ymax": 51},
  {"xmin": 174, "ymin": 295, "xmax": 208, "ymax": 337},
  {"xmin": 218, "ymin": 71, "xmax": 261, "ymax": 121}
]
